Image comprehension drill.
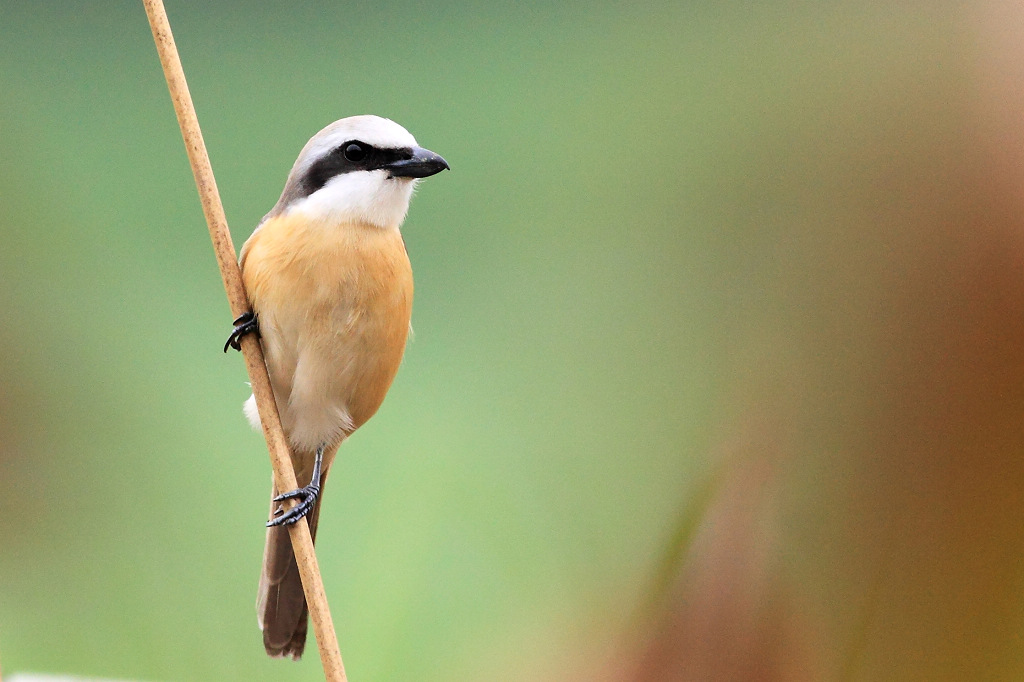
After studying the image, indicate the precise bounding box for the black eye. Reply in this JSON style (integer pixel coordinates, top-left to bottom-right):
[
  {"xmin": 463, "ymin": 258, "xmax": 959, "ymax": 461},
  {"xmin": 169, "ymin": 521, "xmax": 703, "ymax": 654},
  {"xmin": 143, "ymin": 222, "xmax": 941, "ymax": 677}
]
[{"xmin": 343, "ymin": 142, "xmax": 366, "ymax": 162}]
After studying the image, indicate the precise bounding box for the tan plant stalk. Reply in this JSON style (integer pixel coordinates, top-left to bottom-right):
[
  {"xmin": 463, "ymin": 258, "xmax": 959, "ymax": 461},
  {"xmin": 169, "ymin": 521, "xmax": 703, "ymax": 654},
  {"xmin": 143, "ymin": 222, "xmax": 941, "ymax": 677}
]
[{"xmin": 141, "ymin": 1, "xmax": 347, "ymax": 679}]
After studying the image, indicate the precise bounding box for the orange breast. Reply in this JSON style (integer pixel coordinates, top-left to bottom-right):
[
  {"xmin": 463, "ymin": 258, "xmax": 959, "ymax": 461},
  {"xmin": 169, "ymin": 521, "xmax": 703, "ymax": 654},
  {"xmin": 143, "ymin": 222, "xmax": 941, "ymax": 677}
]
[{"xmin": 240, "ymin": 212, "xmax": 413, "ymax": 443}]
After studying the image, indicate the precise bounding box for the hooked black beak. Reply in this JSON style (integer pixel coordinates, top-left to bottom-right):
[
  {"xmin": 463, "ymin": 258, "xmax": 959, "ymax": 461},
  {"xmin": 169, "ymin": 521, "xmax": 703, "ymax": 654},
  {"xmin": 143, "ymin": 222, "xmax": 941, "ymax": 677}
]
[{"xmin": 387, "ymin": 146, "xmax": 450, "ymax": 179}]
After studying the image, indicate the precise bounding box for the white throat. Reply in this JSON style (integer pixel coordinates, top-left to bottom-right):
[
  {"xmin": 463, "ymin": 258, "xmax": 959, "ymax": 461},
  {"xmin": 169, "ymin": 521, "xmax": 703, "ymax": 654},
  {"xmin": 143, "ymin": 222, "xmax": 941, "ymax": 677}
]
[{"xmin": 287, "ymin": 171, "xmax": 417, "ymax": 228}]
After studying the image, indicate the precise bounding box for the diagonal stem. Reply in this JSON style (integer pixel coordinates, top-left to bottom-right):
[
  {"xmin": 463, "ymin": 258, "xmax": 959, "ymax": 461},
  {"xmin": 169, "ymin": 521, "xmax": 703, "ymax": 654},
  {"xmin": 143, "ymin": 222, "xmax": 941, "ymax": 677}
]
[{"xmin": 141, "ymin": 1, "xmax": 346, "ymax": 679}]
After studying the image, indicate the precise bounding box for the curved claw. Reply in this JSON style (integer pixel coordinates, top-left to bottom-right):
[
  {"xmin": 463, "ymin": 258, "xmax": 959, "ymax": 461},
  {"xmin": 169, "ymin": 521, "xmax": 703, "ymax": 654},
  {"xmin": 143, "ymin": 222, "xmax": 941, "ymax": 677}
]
[
  {"xmin": 266, "ymin": 483, "xmax": 320, "ymax": 527},
  {"xmin": 224, "ymin": 311, "xmax": 259, "ymax": 353},
  {"xmin": 265, "ymin": 443, "xmax": 324, "ymax": 527}
]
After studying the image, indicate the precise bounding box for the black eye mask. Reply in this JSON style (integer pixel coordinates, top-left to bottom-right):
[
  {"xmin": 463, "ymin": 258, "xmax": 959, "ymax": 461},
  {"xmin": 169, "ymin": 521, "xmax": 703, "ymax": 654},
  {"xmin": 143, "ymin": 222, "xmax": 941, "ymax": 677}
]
[{"xmin": 300, "ymin": 141, "xmax": 414, "ymax": 197}]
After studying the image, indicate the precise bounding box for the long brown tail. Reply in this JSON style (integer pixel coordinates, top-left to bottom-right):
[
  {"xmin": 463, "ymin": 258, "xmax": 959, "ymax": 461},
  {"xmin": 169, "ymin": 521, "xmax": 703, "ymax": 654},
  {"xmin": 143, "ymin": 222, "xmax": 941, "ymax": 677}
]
[{"xmin": 257, "ymin": 460, "xmax": 331, "ymax": 659}]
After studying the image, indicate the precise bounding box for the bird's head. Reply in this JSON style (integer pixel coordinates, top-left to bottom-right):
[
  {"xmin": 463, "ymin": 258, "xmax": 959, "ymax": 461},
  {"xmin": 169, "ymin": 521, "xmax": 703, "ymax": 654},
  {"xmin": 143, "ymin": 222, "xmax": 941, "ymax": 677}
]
[{"xmin": 271, "ymin": 115, "xmax": 449, "ymax": 229}]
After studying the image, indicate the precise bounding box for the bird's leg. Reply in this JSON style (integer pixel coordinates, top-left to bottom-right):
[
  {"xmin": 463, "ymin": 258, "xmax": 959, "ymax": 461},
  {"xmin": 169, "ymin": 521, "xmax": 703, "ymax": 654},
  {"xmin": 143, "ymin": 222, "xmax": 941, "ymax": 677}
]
[
  {"xmin": 267, "ymin": 443, "xmax": 324, "ymax": 527},
  {"xmin": 224, "ymin": 311, "xmax": 259, "ymax": 352}
]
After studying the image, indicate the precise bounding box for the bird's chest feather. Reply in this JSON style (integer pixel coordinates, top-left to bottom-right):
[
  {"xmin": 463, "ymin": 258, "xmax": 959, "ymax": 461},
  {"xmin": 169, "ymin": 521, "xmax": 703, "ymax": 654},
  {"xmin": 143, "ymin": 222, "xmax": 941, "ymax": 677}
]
[{"xmin": 240, "ymin": 214, "xmax": 413, "ymax": 435}]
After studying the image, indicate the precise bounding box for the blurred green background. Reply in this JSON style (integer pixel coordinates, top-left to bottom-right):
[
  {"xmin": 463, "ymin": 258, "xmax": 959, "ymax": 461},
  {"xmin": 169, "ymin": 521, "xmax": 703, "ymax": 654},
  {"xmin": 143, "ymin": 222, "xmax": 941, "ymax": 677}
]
[{"xmin": 4, "ymin": 1, "xmax": 1024, "ymax": 681}]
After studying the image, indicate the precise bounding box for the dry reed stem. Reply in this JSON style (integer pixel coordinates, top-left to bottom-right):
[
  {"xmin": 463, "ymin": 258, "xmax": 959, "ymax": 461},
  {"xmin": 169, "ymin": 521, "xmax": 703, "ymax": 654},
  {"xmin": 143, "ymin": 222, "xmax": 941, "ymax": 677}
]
[{"xmin": 141, "ymin": 1, "xmax": 347, "ymax": 679}]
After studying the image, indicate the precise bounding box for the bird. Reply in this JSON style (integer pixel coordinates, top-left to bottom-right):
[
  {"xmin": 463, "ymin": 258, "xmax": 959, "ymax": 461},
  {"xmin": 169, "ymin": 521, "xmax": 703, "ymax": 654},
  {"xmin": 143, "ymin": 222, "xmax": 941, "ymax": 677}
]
[{"xmin": 224, "ymin": 115, "xmax": 449, "ymax": 659}]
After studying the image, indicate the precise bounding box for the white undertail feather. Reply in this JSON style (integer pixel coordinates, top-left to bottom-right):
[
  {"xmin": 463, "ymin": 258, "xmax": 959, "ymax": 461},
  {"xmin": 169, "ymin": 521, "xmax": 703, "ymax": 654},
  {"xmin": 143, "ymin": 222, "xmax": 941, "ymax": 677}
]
[{"xmin": 244, "ymin": 392, "xmax": 354, "ymax": 454}]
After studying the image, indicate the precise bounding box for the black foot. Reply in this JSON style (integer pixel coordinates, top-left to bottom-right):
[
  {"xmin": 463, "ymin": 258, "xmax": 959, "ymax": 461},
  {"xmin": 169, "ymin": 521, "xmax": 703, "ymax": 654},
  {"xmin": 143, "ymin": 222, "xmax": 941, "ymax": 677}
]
[
  {"xmin": 267, "ymin": 482, "xmax": 320, "ymax": 527},
  {"xmin": 224, "ymin": 311, "xmax": 259, "ymax": 352},
  {"xmin": 266, "ymin": 444, "xmax": 324, "ymax": 527}
]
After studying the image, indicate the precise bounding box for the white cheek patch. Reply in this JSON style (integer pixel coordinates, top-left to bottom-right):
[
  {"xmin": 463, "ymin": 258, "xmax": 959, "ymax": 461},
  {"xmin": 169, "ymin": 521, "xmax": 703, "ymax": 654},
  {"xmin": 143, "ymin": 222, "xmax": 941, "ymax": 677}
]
[{"xmin": 288, "ymin": 170, "xmax": 417, "ymax": 228}]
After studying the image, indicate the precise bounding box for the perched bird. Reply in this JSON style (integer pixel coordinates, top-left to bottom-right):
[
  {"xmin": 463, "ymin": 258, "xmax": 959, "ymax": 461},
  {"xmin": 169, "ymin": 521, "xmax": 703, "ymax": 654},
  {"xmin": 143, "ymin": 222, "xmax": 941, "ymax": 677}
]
[{"xmin": 225, "ymin": 115, "xmax": 448, "ymax": 659}]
